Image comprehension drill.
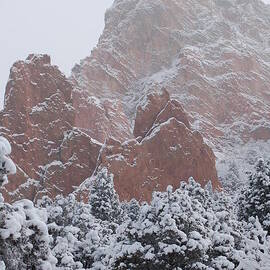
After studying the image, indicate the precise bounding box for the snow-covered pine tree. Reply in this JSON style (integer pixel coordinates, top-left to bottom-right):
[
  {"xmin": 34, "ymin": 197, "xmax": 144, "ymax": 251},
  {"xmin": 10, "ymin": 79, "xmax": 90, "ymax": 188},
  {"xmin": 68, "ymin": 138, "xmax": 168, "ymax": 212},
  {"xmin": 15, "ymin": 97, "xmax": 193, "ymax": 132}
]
[
  {"xmin": 44, "ymin": 194, "xmax": 93, "ymax": 269},
  {"xmin": 0, "ymin": 137, "xmax": 30, "ymax": 270},
  {"xmin": 42, "ymin": 192, "xmax": 114, "ymax": 269},
  {"xmin": 237, "ymin": 217, "xmax": 270, "ymax": 269},
  {"xmin": 110, "ymin": 181, "xmax": 211, "ymax": 270},
  {"xmin": 103, "ymin": 178, "xmax": 270, "ymax": 270},
  {"xmin": 239, "ymin": 158, "xmax": 270, "ymax": 233},
  {"xmin": 0, "ymin": 199, "xmax": 56, "ymax": 270},
  {"xmin": 88, "ymin": 167, "xmax": 122, "ymax": 224},
  {"xmin": 121, "ymin": 199, "xmax": 140, "ymax": 221},
  {"xmin": 0, "ymin": 136, "xmax": 16, "ymax": 187}
]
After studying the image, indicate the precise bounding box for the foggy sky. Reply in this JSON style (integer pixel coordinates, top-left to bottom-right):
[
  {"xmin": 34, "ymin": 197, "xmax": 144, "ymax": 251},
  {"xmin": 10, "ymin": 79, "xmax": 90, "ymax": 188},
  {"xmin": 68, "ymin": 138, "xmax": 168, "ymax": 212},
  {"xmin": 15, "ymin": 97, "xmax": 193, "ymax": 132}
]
[
  {"xmin": 0, "ymin": 0, "xmax": 113, "ymax": 108},
  {"xmin": 0, "ymin": 0, "xmax": 270, "ymax": 109}
]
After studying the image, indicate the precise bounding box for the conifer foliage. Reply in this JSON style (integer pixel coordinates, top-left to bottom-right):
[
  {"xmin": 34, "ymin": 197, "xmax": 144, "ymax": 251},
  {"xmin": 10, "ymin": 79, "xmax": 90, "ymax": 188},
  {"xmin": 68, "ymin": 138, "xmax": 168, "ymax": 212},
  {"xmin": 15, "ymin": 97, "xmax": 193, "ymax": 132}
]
[
  {"xmin": 108, "ymin": 179, "xmax": 270, "ymax": 270},
  {"xmin": 0, "ymin": 136, "xmax": 16, "ymax": 186},
  {"xmin": 239, "ymin": 158, "xmax": 270, "ymax": 234},
  {"xmin": 89, "ymin": 167, "xmax": 122, "ymax": 223},
  {"xmin": 1, "ymin": 140, "xmax": 270, "ymax": 269}
]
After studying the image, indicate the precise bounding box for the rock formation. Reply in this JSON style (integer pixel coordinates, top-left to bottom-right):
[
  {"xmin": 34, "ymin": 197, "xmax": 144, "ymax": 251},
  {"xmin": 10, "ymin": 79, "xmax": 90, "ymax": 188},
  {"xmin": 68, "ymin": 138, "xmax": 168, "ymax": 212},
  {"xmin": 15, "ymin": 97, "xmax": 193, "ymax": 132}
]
[
  {"xmin": 0, "ymin": 54, "xmax": 219, "ymax": 201},
  {"xmin": 0, "ymin": 55, "xmax": 102, "ymax": 201},
  {"xmin": 3, "ymin": 0, "xmax": 270, "ymax": 200},
  {"xmin": 98, "ymin": 89, "xmax": 219, "ymax": 201},
  {"xmin": 72, "ymin": 0, "xmax": 270, "ymax": 147}
]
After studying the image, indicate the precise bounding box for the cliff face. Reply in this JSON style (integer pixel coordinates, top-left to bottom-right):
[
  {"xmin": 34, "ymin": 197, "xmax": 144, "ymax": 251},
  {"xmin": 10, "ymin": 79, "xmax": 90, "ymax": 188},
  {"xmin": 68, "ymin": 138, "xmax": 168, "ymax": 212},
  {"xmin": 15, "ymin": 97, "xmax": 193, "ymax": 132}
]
[
  {"xmin": 0, "ymin": 53, "xmax": 219, "ymax": 201},
  {"xmin": 4, "ymin": 0, "xmax": 270, "ymax": 201},
  {"xmin": 98, "ymin": 89, "xmax": 219, "ymax": 201},
  {"xmin": 0, "ymin": 55, "xmax": 102, "ymax": 201},
  {"xmin": 0, "ymin": 54, "xmax": 134, "ymax": 201},
  {"xmin": 72, "ymin": 0, "xmax": 270, "ymax": 147}
]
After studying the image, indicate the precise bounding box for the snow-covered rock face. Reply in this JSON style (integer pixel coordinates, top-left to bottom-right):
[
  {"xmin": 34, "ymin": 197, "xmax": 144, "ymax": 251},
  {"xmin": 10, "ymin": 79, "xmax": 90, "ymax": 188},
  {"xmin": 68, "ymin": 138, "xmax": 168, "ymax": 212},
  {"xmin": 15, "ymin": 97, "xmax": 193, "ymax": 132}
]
[
  {"xmin": 72, "ymin": 0, "xmax": 270, "ymax": 149},
  {"xmin": 0, "ymin": 54, "xmax": 219, "ymax": 202},
  {"xmin": 0, "ymin": 55, "xmax": 103, "ymax": 201},
  {"xmin": 2, "ymin": 0, "xmax": 269, "ymax": 200},
  {"xmin": 77, "ymin": 89, "xmax": 220, "ymax": 202}
]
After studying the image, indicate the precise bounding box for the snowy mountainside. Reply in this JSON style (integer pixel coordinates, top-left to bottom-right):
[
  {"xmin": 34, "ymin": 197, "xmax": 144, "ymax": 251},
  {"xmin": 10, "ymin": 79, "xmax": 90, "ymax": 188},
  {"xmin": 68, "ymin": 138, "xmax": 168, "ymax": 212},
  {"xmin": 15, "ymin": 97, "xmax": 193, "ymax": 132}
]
[
  {"xmin": 71, "ymin": 0, "xmax": 270, "ymax": 187},
  {"xmin": 217, "ymin": 139, "xmax": 270, "ymax": 189},
  {"xmin": 1, "ymin": 1, "xmax": 270, "ymax": 268},
  {"xmin": 72, "ymin": 0, "xmax": 270, "ymax": 138},
  {"xmin": 1, "ymin": 0, "xmax": 270, "ymax": 199},
  {"xmin": 0, "ymin": 56, "xmax": 219, "ymax": 202}
]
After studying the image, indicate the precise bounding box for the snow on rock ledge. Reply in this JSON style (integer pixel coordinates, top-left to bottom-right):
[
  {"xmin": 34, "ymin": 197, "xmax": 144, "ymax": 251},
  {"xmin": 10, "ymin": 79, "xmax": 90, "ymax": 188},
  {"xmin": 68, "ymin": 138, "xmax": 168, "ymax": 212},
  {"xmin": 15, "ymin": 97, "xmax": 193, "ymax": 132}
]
[{"xmin": 97, "ymin": 91, "xmax": 220, "ymax": 201}]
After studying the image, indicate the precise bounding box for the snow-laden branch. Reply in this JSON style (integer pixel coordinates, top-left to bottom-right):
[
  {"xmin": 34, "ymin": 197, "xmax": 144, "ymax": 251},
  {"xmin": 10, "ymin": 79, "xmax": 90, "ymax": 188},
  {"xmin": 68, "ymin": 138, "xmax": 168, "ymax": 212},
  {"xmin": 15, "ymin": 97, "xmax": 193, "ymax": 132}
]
[{"xmin": 0, "ymin": 136, "xmax": 16, "ymax": 187}]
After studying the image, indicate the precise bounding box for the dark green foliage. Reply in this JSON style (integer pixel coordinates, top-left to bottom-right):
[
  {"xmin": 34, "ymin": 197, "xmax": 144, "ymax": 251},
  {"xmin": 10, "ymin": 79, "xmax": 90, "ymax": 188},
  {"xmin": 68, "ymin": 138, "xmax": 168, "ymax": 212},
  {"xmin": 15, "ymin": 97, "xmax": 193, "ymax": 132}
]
[
  {"xmin": 89, "ymin": 168, "xmax": 123, "ymax": 223},
  {"xmin": 239, "ymin": 159, "xmax": 270, "ymax": 234}
]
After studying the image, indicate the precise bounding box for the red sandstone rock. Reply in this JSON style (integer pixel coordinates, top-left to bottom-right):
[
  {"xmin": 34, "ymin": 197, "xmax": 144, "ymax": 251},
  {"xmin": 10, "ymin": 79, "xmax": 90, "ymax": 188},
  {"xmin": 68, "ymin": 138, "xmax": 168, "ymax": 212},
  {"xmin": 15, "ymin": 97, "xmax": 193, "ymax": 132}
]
[
  {"xmin": 134, "ymin": 88, "xmax": 191, "ymax": 141},
  {"xmin": 72, "ymin": 89, "xmax": 133, "ymax": 143},
  {"xmin": 0, "ymin": 54, "xmax": 219, "ymax": 202},
  {"xmin": 98, "ymin": 93, "xmax": 219, "ymax": 202},
  {"xmin": 72, "ymin": 0, "xmax": 270, "ymax": 146},
  {"xmin": 133, "ymin": 88, "xmax": 170, "ymax": 139},
  {"xmin": 0, "ymin": 54, "xmax": 75, "ymax": 199},
  {"xmin": 0, "ymin": 55, "xmax": 104, "ymax": 201},
  {"xmin": 2, "ymin": 0, "xmax": 251, "ymax": 202}
]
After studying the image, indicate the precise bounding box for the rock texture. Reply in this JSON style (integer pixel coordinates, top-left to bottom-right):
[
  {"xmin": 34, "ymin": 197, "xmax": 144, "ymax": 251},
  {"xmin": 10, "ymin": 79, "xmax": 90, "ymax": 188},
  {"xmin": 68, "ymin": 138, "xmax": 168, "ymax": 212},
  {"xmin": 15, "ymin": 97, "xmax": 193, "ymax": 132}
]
[
  {"xmin": 98, "ymin": 89, "xmax": 219, "ymax": 201},
  {"xmin": 0, "ymin": 55, "xmax": 103, "ymax": 201},
  {"xmin": 6, "ymin": 0, "xmax": 270, "ymax": 200},
  {"xmin": 134, "ymin": 88, "xmax": 191, "ymax": 139},
  {"xmin": 0, "ymin": 54, "xmax": 219, "ymax": 201},
  {"xmin": 72, "ymin": 89, "xmax": 133, "ymax": 142},
  {"xmin": 72, "ymin": 0, "xmax": 270, "ymax": 148}
]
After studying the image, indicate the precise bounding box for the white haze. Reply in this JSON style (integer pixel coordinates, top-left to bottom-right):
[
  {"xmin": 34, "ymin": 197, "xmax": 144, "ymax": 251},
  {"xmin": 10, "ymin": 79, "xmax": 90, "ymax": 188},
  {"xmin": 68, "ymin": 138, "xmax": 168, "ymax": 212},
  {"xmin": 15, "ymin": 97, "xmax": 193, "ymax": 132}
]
[{"xmin": 0, "ymin": 0, "xmax": 269, "ymax": 109}]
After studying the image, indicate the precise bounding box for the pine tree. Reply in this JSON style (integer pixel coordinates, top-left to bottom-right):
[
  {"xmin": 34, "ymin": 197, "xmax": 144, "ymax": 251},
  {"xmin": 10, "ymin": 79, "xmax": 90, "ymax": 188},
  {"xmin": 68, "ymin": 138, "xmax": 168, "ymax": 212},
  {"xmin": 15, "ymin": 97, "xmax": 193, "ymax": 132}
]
[
  {"xmin": 126, "ymin": 199, "xmax": 140, "ymax": 222},
  {"xmin": 0, "ymin": 199, "xmax": 56, "ymax": 269},
  {"xmin": 89, "ymin": 167, "xmax": 122, "ymax": 223},
  {"xmin": 111, "ymin": 180, "xmax": 212, "ymax": 270},
  {"xmin": 44, "ymin": 194, "xmax": 93, "ymax": 269},
  {"xmin": 239, "ymin": 158, "xmax": 270, "ymax": 233},
  {"xmin": 0, "ymin": 136, "xmax": 16, "ymax": 187}
]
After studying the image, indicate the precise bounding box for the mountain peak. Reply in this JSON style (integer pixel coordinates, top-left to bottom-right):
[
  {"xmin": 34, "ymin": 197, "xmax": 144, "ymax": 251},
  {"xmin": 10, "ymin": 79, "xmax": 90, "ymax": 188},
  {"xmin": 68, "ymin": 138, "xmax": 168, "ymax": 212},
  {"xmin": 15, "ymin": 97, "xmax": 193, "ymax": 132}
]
[
  {"xmin": 26, "ymin": 54, "xmax": 51, "ymax": 66},
  {"xmin": 2, "ymin": 0, "xmax": 270, "ymax": 200}
]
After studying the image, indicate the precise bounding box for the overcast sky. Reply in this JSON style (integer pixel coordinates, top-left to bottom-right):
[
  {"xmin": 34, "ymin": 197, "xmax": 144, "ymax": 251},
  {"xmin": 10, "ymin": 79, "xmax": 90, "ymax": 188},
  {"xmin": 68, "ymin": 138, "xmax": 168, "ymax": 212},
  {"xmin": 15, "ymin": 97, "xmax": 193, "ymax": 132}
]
[
  {"xmin": 0, "ymin": 0, "xmax": 114, "ymax": 108},
  {"xmin": 0, "ymin": 0, "xmax": 270, "ymax": 109}
]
